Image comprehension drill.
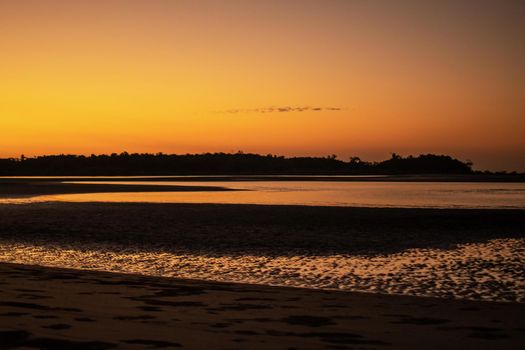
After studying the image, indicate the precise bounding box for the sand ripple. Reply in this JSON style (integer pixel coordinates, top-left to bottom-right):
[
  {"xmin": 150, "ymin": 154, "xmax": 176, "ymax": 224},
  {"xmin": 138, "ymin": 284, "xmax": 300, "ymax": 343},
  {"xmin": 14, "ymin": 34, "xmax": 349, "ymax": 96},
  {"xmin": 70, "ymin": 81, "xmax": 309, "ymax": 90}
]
[{"xmin": 0, "ymin": 238, "xmax": 523, "ymax": 303}]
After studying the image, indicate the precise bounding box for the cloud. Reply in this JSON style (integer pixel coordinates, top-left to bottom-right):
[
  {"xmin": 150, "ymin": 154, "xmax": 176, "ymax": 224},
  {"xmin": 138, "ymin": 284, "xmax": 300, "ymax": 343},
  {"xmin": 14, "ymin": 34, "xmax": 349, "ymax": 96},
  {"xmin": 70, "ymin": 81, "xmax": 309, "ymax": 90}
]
[{"xmin": 221, "ymin": 106, "xmax": 343, "ymax": 114}]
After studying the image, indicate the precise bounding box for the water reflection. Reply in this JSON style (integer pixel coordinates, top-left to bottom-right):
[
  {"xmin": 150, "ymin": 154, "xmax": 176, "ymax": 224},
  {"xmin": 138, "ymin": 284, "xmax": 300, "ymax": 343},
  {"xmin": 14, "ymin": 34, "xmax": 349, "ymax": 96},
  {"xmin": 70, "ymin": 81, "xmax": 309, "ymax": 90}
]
[
  {"xmin": 1, "ymin": 238, "xmax": 523, "ymax": 302},
  {"xmin": 6, "ymin": 181, "xmax": 525, "ymax": 209}
]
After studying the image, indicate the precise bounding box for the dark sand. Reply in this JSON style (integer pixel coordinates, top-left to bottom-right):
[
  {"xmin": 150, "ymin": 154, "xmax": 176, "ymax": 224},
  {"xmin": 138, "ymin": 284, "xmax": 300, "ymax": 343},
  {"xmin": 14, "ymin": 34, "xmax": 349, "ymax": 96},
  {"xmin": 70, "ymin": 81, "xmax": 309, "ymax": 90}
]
[
  {"xmin": 1, "ymin": 262, "xmax": 524, "ymax": 350},
  {"xmin": 0, "ymin": 181, "xmax": 235, "ymax": 198},
  {"xmin": 1, "ymin": 202, "xmax": 523, "ymax": 255}
]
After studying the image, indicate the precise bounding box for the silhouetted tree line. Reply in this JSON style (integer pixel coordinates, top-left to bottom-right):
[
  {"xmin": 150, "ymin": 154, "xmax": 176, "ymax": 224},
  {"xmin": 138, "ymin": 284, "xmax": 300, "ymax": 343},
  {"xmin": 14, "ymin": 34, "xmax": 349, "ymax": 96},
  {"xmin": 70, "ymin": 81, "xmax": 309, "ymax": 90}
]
[{"xmin": 0, "ymin": 152, "xmax": 477, "ymax": 175}]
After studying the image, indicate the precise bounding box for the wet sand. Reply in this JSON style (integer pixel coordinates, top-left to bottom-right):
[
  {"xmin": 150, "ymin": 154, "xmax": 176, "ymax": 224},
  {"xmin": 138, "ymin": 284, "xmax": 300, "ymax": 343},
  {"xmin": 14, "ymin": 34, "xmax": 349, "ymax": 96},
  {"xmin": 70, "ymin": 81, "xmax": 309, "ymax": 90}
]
[
  {"xmin": 2, "ymin": 237, "xmax": 523, "ymax": 302},
  {"xmin": 2, "ymin": 202, "xmax": 523, "ymax": 255},
  {"xmin": 0, "ymin": 202, "xmax": 523, "ymax": 302},
  {"xmin": 1, "ymin": 262, "xmax": 524, "ymax": 350},
  {"xmin": 0, "ymin": 181, "xmax": 235, "ymax": 198}
]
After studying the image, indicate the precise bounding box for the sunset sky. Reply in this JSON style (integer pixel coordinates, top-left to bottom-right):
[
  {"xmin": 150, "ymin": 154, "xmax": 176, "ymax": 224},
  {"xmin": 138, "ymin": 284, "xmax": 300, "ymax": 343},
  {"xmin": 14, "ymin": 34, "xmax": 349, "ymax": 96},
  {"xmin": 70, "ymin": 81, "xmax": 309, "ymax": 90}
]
[{"xmin": 1, "ymin": 0, "xmax": 524, "ymax": 171}]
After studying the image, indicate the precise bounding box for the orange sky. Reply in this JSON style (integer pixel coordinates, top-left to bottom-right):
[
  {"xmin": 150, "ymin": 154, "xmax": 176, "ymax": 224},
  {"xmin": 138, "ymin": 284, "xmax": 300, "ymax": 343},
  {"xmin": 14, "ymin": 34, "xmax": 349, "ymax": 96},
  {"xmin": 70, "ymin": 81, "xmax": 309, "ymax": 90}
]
[{"xmin": 1, "ymin": 0, "xmax": 524, "ymax": 171}]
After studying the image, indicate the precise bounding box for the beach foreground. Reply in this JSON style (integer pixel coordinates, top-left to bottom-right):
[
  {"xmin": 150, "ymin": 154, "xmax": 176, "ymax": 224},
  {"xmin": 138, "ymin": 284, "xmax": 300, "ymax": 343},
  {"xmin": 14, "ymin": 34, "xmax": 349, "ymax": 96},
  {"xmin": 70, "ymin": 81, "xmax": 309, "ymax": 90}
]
[
  {"xmin": 0, "ymin": 202, "xmax": 524, "ymax": 348},
  {"xmin": 1, "ymin": 262, "xmax": 524, "ymax": 350}
]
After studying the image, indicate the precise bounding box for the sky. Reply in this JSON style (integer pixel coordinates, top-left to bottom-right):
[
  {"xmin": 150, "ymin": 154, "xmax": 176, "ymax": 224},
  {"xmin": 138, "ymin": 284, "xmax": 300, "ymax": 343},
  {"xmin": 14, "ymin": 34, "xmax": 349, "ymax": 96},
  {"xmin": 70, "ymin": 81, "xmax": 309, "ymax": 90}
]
[{"xmin": 1, "ymin": 0, "xmax": 524, "ymax": 171}]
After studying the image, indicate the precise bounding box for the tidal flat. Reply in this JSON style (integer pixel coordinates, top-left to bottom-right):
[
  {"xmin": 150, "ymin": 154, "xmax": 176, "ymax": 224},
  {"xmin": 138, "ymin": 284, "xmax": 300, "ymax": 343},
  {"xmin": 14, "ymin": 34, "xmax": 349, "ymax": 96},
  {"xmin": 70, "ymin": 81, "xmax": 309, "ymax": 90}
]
[
  {"xmin": 0, "ymin": 188, "xmax": 524, "ymax": 349},
  {"xmin": 0, "ymin": 202, "xmax": 523, "ymax": 302}
]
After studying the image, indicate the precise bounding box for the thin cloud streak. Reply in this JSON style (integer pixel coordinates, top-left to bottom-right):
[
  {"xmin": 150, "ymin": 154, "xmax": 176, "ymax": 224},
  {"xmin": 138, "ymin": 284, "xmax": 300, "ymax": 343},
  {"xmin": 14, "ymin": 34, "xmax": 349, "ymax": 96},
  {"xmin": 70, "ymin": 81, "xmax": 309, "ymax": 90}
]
[{"xmin": 221, "ymin": 106, "xmax": 344, "ymax": 114}]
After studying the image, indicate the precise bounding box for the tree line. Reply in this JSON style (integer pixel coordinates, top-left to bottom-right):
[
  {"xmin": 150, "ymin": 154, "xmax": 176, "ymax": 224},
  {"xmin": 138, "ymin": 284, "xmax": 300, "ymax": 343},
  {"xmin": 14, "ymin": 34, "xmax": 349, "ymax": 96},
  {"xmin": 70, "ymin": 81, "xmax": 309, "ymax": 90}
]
[{"xmin": 0, "ymin": 152, "xmax": 478, "ymax": 175}]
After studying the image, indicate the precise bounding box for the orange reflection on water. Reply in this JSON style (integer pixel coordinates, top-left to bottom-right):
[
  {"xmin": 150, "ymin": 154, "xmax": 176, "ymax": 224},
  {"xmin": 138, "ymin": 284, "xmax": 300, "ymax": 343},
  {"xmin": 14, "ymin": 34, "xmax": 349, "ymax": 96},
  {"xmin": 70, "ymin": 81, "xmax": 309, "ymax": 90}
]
[
  {"xmin": 0, "ymin": 238, "xmax": 523, "ymax": 302},
  {"xmin": 6, "ymin": 181, "xmax": 525, "ymax": 209}
]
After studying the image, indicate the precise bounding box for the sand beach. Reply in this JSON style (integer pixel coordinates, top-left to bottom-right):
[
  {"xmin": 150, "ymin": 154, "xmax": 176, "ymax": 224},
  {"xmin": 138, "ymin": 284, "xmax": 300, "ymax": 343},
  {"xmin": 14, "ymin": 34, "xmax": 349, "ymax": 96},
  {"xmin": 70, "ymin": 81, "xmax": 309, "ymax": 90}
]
[
  {"xmin": 1, "ymin": 262, "xmax": 524, "ymax": 350},
  {"xmin": 0, "ymin": 182, "xmax": 524, "ymax": 348}
]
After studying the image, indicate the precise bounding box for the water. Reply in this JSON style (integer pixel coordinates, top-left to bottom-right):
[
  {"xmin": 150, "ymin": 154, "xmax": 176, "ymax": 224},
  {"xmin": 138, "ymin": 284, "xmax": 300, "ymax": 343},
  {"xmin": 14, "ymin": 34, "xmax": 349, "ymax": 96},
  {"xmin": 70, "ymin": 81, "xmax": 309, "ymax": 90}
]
[
  {"xmin": 6, "ymin": 180, "xmax": 525, "ymax": 209},
  {"xmin": 1, "ymin": 178, "xmax": 524, "ymax": 301}
]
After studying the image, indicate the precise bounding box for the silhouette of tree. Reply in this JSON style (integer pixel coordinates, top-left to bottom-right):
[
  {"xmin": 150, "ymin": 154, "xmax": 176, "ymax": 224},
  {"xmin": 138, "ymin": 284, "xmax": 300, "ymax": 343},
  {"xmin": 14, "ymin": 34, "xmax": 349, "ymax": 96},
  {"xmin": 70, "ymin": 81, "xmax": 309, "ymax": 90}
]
[
  {"xmin": 0, "ymin": 152, "xmax": 478, "ymax": 175},
  {"xmin": 390, "ymin": 153, "xmax": 401, "ymax": 160}
]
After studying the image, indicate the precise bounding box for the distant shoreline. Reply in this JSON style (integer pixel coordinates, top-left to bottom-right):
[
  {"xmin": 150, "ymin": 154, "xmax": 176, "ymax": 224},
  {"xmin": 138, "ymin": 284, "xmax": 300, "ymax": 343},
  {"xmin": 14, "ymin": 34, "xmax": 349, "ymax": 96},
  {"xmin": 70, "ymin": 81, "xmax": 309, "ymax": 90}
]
[
  {"xmin": 2, "ymin": 173, "xmax": 525, "ymax": 184},
  {"xmin": 5, "ymin": 152, "xmax": 520, "ymax": 176}
]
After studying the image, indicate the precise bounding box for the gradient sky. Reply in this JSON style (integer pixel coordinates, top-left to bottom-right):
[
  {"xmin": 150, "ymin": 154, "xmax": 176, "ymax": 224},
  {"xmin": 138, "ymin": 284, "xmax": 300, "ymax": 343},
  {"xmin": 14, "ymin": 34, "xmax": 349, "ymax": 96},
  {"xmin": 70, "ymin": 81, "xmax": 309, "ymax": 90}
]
[{"xmin": 1, "ymin": 0, "xmax": 524, "ymax": 171}]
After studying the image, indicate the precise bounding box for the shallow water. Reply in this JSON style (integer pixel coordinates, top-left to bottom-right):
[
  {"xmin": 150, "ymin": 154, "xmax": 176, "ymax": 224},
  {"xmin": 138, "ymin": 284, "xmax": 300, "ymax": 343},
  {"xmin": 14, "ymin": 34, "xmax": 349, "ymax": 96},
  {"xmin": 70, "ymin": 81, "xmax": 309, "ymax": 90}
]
[{"xmin": 6, "ymin": 180, "xmax": 525, "ymax": 209}]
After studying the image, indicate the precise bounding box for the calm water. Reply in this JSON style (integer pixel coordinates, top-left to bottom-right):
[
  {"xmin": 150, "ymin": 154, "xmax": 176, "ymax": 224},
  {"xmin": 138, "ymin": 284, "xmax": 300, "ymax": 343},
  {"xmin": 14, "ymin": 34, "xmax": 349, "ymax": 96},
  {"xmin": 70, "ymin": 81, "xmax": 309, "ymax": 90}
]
[{"xmin": 9, "ymin": 180, "xmax": 525, "ymax": 209}]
